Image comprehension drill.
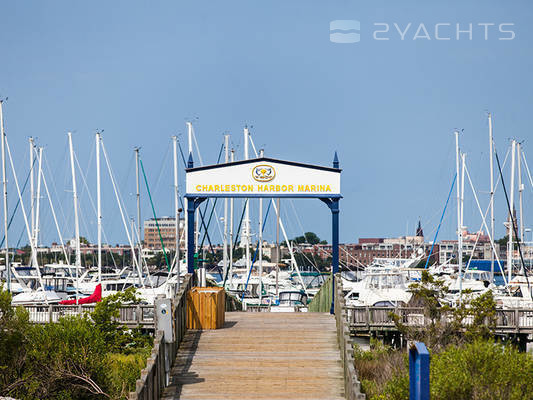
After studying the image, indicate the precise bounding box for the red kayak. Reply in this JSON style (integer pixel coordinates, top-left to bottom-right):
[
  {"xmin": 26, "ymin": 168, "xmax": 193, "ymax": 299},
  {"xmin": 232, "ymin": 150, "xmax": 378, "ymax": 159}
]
[{"xmin": 59, "ymin": 283, "xmax": 102, "ymax": 305}]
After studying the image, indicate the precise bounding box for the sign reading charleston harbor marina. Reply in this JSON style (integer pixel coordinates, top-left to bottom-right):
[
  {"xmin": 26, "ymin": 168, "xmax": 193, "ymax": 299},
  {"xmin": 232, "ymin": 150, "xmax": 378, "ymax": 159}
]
[
  {"xmin": 185, "ymin": 154, "xmax": 342, "ymax": 313},
  {"xmin": 186, "ymin": 158, "xmax": 341, "ymax": 197}
]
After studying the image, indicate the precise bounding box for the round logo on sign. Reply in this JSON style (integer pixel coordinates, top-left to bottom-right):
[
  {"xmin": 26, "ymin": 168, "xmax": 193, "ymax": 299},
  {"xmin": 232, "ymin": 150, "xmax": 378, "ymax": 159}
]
[{"xmin": 252, "ymin": 164, "xmax": 276, "ymax": 182}]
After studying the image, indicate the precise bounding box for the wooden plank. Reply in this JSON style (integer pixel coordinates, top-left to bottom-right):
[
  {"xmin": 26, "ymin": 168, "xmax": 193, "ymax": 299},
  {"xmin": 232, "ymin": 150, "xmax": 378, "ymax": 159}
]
[{"xmin": 162, "ymin": 312, "xmax": 345, "ymax": 400}]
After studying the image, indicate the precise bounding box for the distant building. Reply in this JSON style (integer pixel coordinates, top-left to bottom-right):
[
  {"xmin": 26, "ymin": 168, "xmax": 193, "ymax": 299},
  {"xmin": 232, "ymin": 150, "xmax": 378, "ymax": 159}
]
[
  {"xmin": 300, "ymin": 222, "xmax": 440, "ymax": 268},
  {"xmin": 305, "ymin": 239, "xmax": 435, "ymax": 268},
  {"xmin": 416, "ymin": 220, "xmax": 424, "ymax": 237},
  {"xmin": 144, "ymin": 217, "xmax": 185, "ymax": 250},
  {"xmin": 438, "ymin": 228, "xmax": 494, "ymax": 264}
]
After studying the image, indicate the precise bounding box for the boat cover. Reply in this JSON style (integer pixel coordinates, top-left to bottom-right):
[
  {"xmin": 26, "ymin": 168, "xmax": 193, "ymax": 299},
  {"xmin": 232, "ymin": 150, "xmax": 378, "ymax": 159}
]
[{"xmin": 59, "ymin": 283, "xmax": 102, "ymax": 305}]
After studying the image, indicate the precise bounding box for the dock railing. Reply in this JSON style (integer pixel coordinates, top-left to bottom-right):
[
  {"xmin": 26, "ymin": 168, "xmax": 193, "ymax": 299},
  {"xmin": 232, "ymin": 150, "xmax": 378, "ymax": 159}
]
[
  {"xmin": 17, "ymin": 275, "xmax": 194, "ymax": 400},
  {"xmin": 334, "ymin": 274, "xmax": 366, "ymax": 400},
  {"xmin": 308, "ymin": 274, "xmax": 332, "ymax": 312},
  {"xmin": 346, "ymin": 305, "xmax": 533, "ymax": 334},
  {"xmin": 23, "ymin": 303, "xmax": 155, "ymax": 327},
  {"xmin": 128, "ymin": 274, "xmax": 193, "ymax": 400},
  {"xmin": 130, "ymin": 330, "xmax": 167, "ymax": 400}
]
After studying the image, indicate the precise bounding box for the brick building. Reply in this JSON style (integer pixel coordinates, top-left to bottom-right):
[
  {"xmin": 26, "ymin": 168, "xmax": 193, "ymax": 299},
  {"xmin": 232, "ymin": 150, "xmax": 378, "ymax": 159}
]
[
  {"xmin": 143, "ymin": 217, "xmax": 185, "ymax": 250},
  {"xmin": 301, "ymin": 237, "xmax": 437, "ymax": 268}
]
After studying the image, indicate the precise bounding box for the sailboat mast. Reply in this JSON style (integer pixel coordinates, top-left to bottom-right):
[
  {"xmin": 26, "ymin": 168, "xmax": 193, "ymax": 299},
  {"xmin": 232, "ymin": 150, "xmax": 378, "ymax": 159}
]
[
  {"xmin": 276, "ymin": 197, "xmax": 280, "ymax": 297},
  {"xmin": 517, "ymin": 142, "xmax": 524, "ymax": 244},
  {"xmin": 508, "ymin": 140, "xmax": 516, "ymax": 283},
  {"xmin": 455, "ymin": 130, "xmax": 463, "ymax": 303},
  {"xmin": 243, "ymin": 127, "xmax": 250, "ymax": 278},
  {"xmin": 135, "ymin": 147, "xmax": 142, "ymax": 273},
  {"xmin": 223, "ymin": 135, "xmax": 229, "ymax": 283},
  {"xmin": 187, "ymin": 122, "xmax": 200, "ymax": 255},
  {"xmin": 96, "ymin": 133, "xmax": 102, "ymax": 283},
  {"xmin": 68, "ymin": 132, "xmax": 81, "ymax": 300},
  {"xmin": 0, "ymin": 101, "xmax": 9, "ymax": 292},
  {"xmin": 172, "ymin": 136, "xmax": 180, "ymax": 288},
  {"xmin": 228, "ymin": 149, "xmax": 235, "ymax": 288},
  {"xmin": 259, "ymin": 148, "xmax": 264, "ymax": 304},
  {"xmin": 29, "ymin": 137, "xmax": 35, "ymax": 251},
  {"xmin": 5, "ymin": 137, "xmax": 44, "ymax": 290},
  {"xmin": 187, "ymin": 122, "xmax": 193, "ymax": 155},
  {"xmin": 488, "ymin": 113, "xmax": 495, "ymax": 283},
  {"xmin": 34, "ymin": 147, "xmax": 43, "ymax": 251},
  {"xmin": 460, "ymin": 152, "xmax": 466, "ymax": 300},
  {"xmin": 185, "ymin": 123, "xmax": 192, "ymax": 268}
]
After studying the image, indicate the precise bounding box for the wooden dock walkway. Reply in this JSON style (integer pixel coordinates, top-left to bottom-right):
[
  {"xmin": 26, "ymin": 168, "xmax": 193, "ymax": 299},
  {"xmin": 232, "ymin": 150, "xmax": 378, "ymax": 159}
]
[{"xmin": 162, "ymin": 312, "xmax": 345, "ymax": 400}]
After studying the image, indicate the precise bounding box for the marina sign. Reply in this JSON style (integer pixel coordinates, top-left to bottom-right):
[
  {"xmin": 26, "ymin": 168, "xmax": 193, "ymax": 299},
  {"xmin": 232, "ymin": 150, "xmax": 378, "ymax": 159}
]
[
  {"xmin": 186, "ymin": 157, "xmax": 341, "ymax": 197},
  {"xmin": 185, "ymin": 153, "xmax": 341, "ymax": 313}
]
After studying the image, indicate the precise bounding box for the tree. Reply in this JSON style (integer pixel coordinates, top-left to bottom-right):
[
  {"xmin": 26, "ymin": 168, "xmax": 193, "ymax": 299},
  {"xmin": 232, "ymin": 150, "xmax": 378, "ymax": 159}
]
[
  {"xmin": 496, "ymin": 235, "xmax": 522, "ymax": 246},
  {"xmin": 91, "ymin": 287, "xmax": 152, "ymax": 353},
  {"xmin": 24, "ymin": 315, "xmax": 110, "ymax": 399},
  {"xmin": 291, "ymin": 232, "xmax": 323, "ymax": 245},
  {"xmin": 304, "ymin": 232, "xmax": 321, "ymax": 245},
  {"xmin": 390, "ymin": 270, "xmax": 497, "ymax": 350}
]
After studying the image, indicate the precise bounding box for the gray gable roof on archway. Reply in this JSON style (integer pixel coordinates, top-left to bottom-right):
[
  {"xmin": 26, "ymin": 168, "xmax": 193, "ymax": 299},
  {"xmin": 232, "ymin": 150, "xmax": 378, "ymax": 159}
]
[{"xmin": 185, "ymin": 157, "xmax": 341, "ymax": 199}]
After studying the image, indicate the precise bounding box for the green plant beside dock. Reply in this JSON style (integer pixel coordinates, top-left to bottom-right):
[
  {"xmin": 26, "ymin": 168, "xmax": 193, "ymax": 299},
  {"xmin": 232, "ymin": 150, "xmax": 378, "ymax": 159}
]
[
  {"xmin": 354, "ymin": 271, "xmax": 533, "ymax": 400},
  {"xmin": 0, "ymin": 284, "xmax": 152, "ymax": 399}
]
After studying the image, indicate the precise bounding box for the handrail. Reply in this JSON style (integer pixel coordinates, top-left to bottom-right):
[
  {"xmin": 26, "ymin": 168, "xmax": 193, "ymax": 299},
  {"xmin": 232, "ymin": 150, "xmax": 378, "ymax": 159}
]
[
  {"xmin": 21, "ymin": 276, "xmax": 197, "ymax": 330},
  {"xmin": 334, "ymin": 274, "xmax": 366, "ymax": 400},
  {"xmin": 131, "ymin": 330, "xmax": 166, "ymax": 400},
  {"xmin": 345, "ymin": 305, "xmax": 533, "ymax": 333},
  {"xmin": 129, "ymin": 274, "xmax": 193, "ymax": 400},
  {"xmin": 22, "ymin": 303, "xmax": 155, "ymax": 326},
  {"xmin": 17, "ymin": 274, "xmax": 195, "ymax": 399},
  {"xmin": 308, "ymin": 274, "xmax": 332, "ymax": 312}
]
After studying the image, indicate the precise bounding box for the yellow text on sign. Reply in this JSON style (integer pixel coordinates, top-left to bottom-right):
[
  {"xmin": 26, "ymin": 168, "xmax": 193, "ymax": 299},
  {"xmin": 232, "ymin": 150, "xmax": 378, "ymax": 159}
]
[{"xmin": 194, "ymin": 184, "xmax": 332, "ymax": 193}]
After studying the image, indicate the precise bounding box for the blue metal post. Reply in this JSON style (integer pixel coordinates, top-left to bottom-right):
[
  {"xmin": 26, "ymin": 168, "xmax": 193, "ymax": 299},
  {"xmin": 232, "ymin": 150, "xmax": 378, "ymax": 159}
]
[
  {"xmin": 330, "ymin": 198, "xmax": 339, "ymax": 314},
  {"xmin": 187, "ymin": 153, "xmax": 195, "ymax": 274},
  {"xmin": 187, "ymin": 197, "xmax": 196, "ymax": 274},
  {"xmin": 330, "ymin": 151, "xmax": 340, "ymax": 314},
  {"xmin": 409, "ymin": 342, "xmax": 430, "ymax": 400}
]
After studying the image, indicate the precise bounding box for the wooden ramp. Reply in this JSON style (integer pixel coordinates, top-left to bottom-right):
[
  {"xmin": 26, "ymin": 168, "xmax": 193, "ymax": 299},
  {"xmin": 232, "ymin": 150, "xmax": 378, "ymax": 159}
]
[{"xmin": 162, "ymin": 312, "xmax": 345, "ymax": 400}]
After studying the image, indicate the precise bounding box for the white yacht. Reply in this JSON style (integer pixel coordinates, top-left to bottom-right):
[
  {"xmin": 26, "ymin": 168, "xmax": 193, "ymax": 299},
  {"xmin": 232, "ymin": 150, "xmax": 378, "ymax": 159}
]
[
  {"xmin": 447, "ymin": 269, "xmax": 492, "ymax": 293},
  {"xmin": 270, "ymin": 290, "xmax": 308, "ymax": 312},
  {"xmin": 343, "ymin": 267, "xmax": 411, "ymax": 307}
]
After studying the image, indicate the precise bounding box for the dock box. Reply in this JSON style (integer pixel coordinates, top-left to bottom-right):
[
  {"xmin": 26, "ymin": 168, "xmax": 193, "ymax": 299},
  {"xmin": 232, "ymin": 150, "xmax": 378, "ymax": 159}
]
[{"xmin": 186, "ymin": 287, "xmax": 225, "ymax": 329}]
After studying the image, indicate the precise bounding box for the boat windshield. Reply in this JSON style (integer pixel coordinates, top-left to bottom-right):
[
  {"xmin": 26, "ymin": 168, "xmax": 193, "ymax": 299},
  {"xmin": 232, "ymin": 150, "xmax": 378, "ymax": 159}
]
[
  {"xmin": 279, "ymin": 291, "xmax": 307, "ymax": 305},
  {"xmin": 464, "ymin": 271, "xmax": 490, "ymax": 281},
  {"xmin": 366, "ymin": 273, "xmax": 405, "ymax": 289}
]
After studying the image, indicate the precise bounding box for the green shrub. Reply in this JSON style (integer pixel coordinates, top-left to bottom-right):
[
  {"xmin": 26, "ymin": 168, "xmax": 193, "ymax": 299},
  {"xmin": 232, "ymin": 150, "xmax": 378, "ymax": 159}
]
[
  {"xmin": 91, "ymin": 287, "xmax": 152, "ymax": 353},
  {"xmin": 106, "ymin": 351, "xmax": 150, "ymax": 399},
  {"xmin": 354, "ymin": 339, "xmax": 407, "ymax": 399},
  {"xmin": 0, "ymin": 284, "xmax": 32, "ymax": 395},
  {"xmin": 0, "ymin": 284, "xmax": 153, "ymax": 399},
  {"xmin": 431, "ymin": 340, "xmax": 533, "ymax": 400},
  {"xmin": 379, "ymin": 372, "xmax": 409, "ymax": 400},
  {"xmin": 20, "ymin": 316, "xmax": 109, "ymax": 399},
  {"xmin": 355, "ymin": 338, "xmax": 533, "ymax": 400}
]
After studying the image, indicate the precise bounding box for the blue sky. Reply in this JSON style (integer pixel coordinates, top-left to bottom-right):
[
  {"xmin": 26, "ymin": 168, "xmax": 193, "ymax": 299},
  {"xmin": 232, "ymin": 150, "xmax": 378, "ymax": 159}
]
[{"xmin": 1, "ymin": 1, "xmax": 532, "ymax": 246}]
